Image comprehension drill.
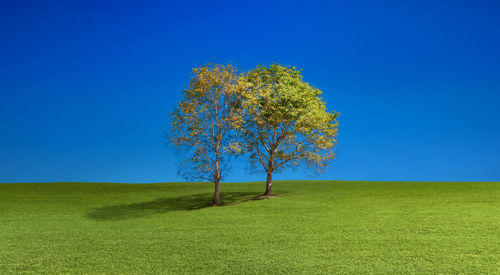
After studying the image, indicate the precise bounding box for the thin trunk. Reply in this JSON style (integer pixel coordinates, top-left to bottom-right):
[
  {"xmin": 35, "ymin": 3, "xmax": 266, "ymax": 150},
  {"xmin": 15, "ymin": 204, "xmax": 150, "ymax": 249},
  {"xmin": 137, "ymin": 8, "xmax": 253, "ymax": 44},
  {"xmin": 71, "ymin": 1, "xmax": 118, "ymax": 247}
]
[
  {"xmin": 213, "ymin": 90, "xmax": 221, "ymax": 206},
  {"xmin": 213, "ymin": 157, "xmax": 221, "ymax": 206},
  {"xmin": 264, "ymin": 172, "xmax": 272, "ymax": 196},
  {"xmin": 214, "ymin": 148, "xmax": 221, "ymax": 205},
  {"xmin": 213, "ymin": 179, "xmax": 220, "ymax": 206}
]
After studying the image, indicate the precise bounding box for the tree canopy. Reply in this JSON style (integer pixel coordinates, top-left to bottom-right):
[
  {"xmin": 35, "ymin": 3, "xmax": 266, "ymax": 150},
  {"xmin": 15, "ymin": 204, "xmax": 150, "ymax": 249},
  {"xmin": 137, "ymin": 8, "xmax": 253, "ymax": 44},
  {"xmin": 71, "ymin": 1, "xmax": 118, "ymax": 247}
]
[
  {"xmin": 169, "ymin": 64, "xmax": 242, "ymax": 205},
  {"xmin": 169, "ymin": 63, "xmax": 338, "ymax": 200},
  {"xmin": 239, "ymin": 64, "xmax": 338, "ymax": 196}
]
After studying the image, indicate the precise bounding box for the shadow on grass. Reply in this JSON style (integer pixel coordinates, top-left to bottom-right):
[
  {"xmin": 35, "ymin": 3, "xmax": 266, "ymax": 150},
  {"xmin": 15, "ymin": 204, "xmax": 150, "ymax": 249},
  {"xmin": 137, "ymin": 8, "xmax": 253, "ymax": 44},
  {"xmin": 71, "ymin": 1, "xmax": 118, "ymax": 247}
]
[{"xmin": 86, "ymin": 192, "xmax": 261, "ymax": 221}]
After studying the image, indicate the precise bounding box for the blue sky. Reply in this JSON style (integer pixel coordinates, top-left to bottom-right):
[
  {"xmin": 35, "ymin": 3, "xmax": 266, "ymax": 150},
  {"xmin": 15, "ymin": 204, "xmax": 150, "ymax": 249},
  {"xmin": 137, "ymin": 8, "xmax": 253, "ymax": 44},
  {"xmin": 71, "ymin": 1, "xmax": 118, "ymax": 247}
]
[{"xmin": 1, "ymin": 0, "xmax": 499, "ymax": 183}]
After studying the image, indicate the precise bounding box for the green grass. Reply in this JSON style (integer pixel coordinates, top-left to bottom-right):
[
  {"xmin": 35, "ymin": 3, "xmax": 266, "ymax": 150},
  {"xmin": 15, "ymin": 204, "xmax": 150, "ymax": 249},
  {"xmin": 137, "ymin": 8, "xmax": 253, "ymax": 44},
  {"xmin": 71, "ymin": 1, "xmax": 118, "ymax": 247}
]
[{"xmin": 0, "ymin": 181, "xmax": 499, "ymax": 274}]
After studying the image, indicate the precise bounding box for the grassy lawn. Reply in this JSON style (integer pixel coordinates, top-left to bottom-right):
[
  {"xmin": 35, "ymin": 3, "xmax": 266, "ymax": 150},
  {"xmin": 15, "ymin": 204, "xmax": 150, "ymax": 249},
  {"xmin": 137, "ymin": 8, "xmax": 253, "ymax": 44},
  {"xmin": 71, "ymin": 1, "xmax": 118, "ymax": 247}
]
[{"xmin": 0, "ymin": 180, "xmax": 499, "ymax": 274}]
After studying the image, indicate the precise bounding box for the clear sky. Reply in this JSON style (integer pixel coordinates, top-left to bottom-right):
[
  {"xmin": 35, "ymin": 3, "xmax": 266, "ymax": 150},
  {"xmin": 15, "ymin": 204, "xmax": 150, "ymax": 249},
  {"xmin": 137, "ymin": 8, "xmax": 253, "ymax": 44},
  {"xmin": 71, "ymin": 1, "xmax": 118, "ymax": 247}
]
[{"xmin": 1, "ymin": 0, "xmax": 499, "ymax": 183}]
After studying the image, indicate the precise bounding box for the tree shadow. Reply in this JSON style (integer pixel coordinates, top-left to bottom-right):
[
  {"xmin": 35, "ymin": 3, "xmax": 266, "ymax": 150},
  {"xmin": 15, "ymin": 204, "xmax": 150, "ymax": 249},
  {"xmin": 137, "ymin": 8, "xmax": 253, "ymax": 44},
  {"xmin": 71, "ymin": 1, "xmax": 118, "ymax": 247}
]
[{"xmin": 86, "ymin": 191, "xmax": 258, "ymax": 221}]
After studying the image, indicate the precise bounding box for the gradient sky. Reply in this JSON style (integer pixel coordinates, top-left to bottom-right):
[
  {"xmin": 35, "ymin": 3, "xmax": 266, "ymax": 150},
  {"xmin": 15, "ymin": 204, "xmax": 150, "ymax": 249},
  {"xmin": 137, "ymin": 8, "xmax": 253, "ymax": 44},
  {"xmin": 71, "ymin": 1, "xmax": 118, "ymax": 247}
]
[{"xmin": 1, "ymin": 0, "xmax": 499, "ymax": 183}]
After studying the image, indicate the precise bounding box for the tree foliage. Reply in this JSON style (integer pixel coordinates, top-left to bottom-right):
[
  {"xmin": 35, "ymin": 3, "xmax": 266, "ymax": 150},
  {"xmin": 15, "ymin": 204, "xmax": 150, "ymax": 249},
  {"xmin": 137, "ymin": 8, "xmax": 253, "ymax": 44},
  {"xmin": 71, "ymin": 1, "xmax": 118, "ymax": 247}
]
[
  {"xmin": 169, "ymin": 63, "xmax": 338, "ymax": 200},
  {"xmin": 239, "ymin": 64, "xmax": 338, "ymax": 196},
  {"xmin": 169, "ymin": 64, "xmax": 242, "ymax": 205}
]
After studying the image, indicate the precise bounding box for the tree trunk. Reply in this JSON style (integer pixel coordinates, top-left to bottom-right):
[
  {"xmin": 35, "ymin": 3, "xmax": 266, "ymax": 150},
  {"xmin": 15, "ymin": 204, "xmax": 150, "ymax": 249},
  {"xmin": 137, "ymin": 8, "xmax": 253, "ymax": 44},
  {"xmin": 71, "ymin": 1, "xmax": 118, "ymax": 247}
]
[
  {"xmin": 213, "ymin": 179, "xmax": 220, "ymax": 206},
  {"xmin": 264, "ymin": 172, "xmax": 272, "ymax": 196}
]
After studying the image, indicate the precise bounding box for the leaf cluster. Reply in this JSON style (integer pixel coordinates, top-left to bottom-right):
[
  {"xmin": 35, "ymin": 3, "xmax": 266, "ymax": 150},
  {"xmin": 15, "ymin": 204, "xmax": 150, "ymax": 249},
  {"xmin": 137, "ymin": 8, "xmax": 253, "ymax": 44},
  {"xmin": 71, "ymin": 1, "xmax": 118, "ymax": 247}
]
[
  {"xmin": 239, "ymin": 64, "xmax": 339, "ymax": 175},
  {"xmin": 169, "ymin": 64, "xmax": 243, "ymax": 182}
]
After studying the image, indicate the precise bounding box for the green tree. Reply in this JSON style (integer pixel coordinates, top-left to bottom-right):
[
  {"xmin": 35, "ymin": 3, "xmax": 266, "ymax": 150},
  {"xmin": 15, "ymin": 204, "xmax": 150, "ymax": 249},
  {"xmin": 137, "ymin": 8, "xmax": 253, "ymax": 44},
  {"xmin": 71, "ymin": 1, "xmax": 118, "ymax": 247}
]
[
  {"xmin": 240, "ymin": 64, "xmax": 338, "ymax": 197},
  {"xmin": 169, "ymin": 64, "xmax": 243, "ymax": 206}
]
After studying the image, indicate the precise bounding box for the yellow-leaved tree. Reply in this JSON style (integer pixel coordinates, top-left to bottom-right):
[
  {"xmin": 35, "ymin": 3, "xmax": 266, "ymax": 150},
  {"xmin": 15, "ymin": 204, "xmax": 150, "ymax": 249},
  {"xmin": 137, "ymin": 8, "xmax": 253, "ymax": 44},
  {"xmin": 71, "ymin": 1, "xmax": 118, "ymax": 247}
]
[
  {"xmin": 239, "ymin": 64, "xmax": 339, "ymax": 197},
  {"xmin": 169, "ymin": 64, "xmax": 243, "ymax": 206}
]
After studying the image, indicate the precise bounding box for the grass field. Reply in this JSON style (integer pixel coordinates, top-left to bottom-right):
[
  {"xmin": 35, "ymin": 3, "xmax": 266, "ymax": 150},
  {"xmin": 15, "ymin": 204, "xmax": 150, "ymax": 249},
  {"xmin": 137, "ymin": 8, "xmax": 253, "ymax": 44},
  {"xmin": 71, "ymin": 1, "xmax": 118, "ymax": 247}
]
[{"xmin": 0, "ymin": 180, "xmax": 499, "ymax": 274}]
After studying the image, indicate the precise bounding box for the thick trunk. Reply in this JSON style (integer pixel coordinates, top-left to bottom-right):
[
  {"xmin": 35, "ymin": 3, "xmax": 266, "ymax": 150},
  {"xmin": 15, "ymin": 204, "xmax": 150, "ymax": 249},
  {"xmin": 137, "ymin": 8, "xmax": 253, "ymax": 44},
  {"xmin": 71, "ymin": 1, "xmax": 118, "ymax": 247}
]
[
  {"xmin": 264, "ymin": 147, "xmax": 275, "ymax": 197},
  {"xmin": 213, "ymin": 179, "xmax": 220, "ymax": 206},
  {"xmin": 264, "ymin": 172, "xmax": 272, "ymax": 196}
]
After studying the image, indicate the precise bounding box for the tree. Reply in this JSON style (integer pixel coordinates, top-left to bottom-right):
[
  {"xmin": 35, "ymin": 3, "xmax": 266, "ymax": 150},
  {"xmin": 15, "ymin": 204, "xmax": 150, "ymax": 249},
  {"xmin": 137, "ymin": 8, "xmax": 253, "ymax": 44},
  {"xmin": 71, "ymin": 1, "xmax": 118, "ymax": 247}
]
[
  {"xmin": 169, "ymin": 64, "xmax": 243, "ymax": 206},
  {"xmin": 240, "ymin": 64, "xmax": 338, "ymax": 197}
]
